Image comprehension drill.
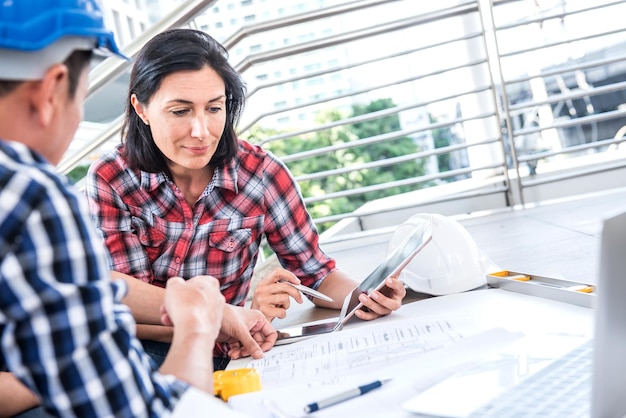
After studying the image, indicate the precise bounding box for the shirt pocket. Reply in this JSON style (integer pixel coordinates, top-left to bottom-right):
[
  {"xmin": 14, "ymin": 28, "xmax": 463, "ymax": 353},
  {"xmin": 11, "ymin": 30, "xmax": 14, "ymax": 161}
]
[
  {"xmin": 208, "ymin": 228, "xmax": 253, "ymax": 252},
  {"xmin": 202, "ymin": 215, "xmax": 265, "ymax": 289},
  {"xmin": 206, "ymin": 216, "xmax": 263, "ymax": 252},
  {"xmin": 131, "ymin": 214, "xmax": 170, "ymax": 262}
]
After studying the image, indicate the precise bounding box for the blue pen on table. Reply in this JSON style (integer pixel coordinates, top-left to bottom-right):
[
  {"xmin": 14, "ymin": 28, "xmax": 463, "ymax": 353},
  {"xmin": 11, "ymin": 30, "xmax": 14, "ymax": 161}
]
[{"xmin": 304, "ymin": 378, "xmax": 392, "ymax": 413}]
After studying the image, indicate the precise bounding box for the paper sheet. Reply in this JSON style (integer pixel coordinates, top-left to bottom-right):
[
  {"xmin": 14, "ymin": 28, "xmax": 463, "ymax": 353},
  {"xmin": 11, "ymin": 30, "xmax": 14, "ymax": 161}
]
[
  {"xmin": 224, "ymin": 289, "xmax": 594, "ymax": 417},
  {"xmin": 228, "ymin": 325, "xmax": 526, "ymax": 418},
  {"xmin": 246, "ymin": 316, "xmax": 472, "ymax": 389}
]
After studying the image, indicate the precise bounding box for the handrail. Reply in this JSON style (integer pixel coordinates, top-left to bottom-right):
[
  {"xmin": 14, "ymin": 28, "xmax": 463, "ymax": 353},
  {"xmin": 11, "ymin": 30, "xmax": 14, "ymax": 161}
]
[
  {"xmin": 506, "ymin": 53, "xmax": 626, "ymax": 86},
  {"xmin": 278, "ymin": 111, "xmax": 496, "ymax": 163},
  {"xmin": 313, "ymin": 184, "xmax": 510, "ymax": 225},
  {"xmin": 243, "ymin": 56, "xmax": 489, "ymax": 134},
  {"xmin": 508, "ymin": 80, "xmax": 626, "ymax": 113},
  {"xmin": 221, "ymin": 0, "xmax": 403, "ymax": 50},
  {"xmin": 87, "ymin": 0, "xmax": 216, "ymax": 98},
  {"xmin": 512, "ymin": 108, "xmax": 626, "ymax": 137},
  {"xmin": 58, "ymin": 0, "xmax": 626, "ymax": 234},
  {"xmin": 245, "ymin": 31, "xmax": 483, "ymax": 100},
  {"xmin": 281, "ymin": 109, "xmax": 496, "ymax": 168},
  {"xmin": 517, "ymin": 135, "xmax": 626, "ymax": 164},
  {"xmin": 294, "ymin": 137, "xmax": 500, "ymax": 182},
  {"xmin": 233, "ymin": 1, "xmax": 481, "ymax": 73},
  {"xmin": 494, "ymin": 0, "xmax": 625, "ymax": 32},
  {"xmin": 303, "ymin": 162, "xmax": 505, "ymax": 205},
  {"xmin": 255, "ymin": 80, "xmax": 492, "ymax": 149},
  {"xmin": 57, "ymin": 116, "xmax": 123, "ymax": 174},
  {"xmin": 499, "ymin": 27, "xmax": 626, "ymax": 59}
]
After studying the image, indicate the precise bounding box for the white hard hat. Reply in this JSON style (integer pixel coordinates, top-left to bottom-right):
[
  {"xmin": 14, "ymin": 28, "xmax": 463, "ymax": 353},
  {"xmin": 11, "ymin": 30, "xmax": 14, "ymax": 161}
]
[{"xmin": 387, "ymin": 213, "xmax": 492, "ymax": 295}]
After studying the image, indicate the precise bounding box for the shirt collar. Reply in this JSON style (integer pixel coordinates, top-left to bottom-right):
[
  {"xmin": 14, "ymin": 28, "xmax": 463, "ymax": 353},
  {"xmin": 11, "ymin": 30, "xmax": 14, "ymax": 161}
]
[
  {"xmin": 138, "ymin": 162, "xmax": 239, "ymax": 194},
  {"xmin": 213, "ymin": 160, "xmax": 239, "ymax": 194},
  {"xmin": 140, "ymin": 170, "xmax": 169, "ymax": 191}
]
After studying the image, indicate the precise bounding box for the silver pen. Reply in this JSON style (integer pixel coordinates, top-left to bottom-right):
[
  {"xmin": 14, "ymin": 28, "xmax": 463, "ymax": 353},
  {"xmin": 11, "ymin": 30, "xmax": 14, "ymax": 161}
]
[{"xmin": 280, "ymin": 281, "xmax": 334, "ymax": 302}]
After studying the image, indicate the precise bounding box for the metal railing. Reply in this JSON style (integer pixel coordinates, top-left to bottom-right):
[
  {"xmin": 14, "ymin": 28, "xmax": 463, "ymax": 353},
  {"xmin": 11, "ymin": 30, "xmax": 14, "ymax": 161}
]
[{"xmin": 61, "ymin": 0, "xmax": 626, "ymax": 234}]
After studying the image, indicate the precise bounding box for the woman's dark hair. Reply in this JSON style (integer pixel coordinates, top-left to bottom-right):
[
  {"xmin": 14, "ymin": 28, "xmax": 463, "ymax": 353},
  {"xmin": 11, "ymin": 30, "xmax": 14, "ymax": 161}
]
[
  {"xmin": 122, "ymin": 28, "xmax": 246, "ymax": 172},
  {"xmin": 0, "ymin": 49, "xmax": 92, "ymax": 98}
]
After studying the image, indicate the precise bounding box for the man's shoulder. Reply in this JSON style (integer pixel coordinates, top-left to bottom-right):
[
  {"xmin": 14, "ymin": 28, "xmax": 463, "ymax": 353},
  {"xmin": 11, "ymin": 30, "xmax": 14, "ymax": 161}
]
[
  {"xmin": 0, "ymin": 141, "xmax": 85, "ymax": 245},
  {"xmin": 0, "ymin": 139, "xmax": 45, "ymax": 167},
  {"xmin": 0, "ymin": 140, "xmax": 72, "ymax": 195}
]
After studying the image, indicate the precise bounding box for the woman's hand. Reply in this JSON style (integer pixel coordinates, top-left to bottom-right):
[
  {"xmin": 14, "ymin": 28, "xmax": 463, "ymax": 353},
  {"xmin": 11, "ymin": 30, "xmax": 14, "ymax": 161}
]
[
  {"xmin": 354, "ymin": 276, "xmax": 407, "ymax": 321},
  {"xmin": 250, "ymin": 268, "xmax": 304, "ymax": 321}
]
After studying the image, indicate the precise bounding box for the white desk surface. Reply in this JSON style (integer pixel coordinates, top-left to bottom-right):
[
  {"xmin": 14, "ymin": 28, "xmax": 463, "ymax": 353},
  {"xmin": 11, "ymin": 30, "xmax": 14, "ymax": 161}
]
[
  {"xmin": 220, "ymin": 189, "xmax": 624, "ymax": 417},
  {"xmin": 227, "ymin": 288, "xmax": 593, "ymax": 417}
]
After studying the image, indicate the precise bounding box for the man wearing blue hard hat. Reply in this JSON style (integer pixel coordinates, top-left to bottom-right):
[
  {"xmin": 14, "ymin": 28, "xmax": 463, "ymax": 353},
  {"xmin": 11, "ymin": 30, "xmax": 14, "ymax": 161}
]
[{"xmin": 0, "ymin": 1, "xmax": 273, "ymax": 416}]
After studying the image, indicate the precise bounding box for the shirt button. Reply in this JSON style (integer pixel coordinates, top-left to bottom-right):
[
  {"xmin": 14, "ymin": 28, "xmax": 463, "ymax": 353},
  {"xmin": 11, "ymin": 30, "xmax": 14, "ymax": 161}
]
[
  {"xmin": 228, "ymin": 240, "xmax": 235, "ymax": 249},
  {"xmin": 175, "ymin": 257, "xmax": 181, "ymax": 264}
]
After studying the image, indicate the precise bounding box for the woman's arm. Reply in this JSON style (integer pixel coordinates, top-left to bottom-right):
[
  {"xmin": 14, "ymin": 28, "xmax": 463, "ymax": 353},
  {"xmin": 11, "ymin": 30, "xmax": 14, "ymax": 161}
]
[
  {"xmin": 112, "ymin": 271, "xmax": 174, "ymax": 341},
  {"xmin": 85, "ymin": 157, "xmax": 158, "ymax": 285},
  {"xmin": 313, "ymin": 269, "xmax": 360, "ymax": 309},
  {"xmin": 112, "ymin": 271, "xmax": 275, "ymax": 356},
  {"xmin": 259, "ymin": 152, "xmax": 406, "ymax": 321}
]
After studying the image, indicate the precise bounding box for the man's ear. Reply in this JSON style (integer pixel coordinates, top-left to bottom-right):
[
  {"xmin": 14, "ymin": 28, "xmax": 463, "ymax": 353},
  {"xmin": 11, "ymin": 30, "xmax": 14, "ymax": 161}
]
[{"xmin": 30, "ymin": 64, "xmax": 69, "ymax": 128}]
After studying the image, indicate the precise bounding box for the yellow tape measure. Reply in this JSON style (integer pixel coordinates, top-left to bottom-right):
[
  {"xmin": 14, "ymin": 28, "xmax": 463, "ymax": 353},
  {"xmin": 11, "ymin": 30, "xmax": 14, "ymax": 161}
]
[{"xmin": 213, "ymin": 368, "xmax": 262, "ymax": 401}]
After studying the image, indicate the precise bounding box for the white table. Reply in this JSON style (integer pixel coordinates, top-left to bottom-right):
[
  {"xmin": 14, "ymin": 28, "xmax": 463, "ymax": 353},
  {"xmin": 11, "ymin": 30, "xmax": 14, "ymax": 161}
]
[{"xmin": 227, "ymin": 288, "xmax": 593, "ymax": 417}]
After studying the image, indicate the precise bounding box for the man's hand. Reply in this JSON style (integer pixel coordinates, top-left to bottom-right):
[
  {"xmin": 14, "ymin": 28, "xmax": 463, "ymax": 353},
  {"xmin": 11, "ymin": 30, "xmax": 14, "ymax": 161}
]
[
  {"xmin": 159, "ymin": 275, "xmax": 225, "ymax": 393},
  {"xmin": 217, "ymin": 305, "xmax": 277, "ymax": 359},
  {"xmin": 250, "ymin": 268, "xmax": 303, "ymax": 320},
  {"xmin": 0, "ymin": 373, "xmax": 40, "ymax": 418},
  {"xmin": 160, "ymin": 276, "xmax": 224, "ymax": 343}
]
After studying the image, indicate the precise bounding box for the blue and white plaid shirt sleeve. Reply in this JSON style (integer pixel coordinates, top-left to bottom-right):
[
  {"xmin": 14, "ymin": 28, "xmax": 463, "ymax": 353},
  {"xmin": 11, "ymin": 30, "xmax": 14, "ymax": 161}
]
[{"xmin": 0, "ymin": 147, "xmax": 189, "ymax": 417}]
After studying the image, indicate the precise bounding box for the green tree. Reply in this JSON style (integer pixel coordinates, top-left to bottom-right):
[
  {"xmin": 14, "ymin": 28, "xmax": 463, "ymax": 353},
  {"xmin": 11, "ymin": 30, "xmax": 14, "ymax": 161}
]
[
  {"xmin": 67, "ymin": 164, "xmax": 90, "ymax": 184},
  {"xmin": 253, "ymin": 98, "xmax": 427, "ymax": 232},
  {"xmin": 430, "ymin": 114, "xmax": 470, "ymax": 181},
  {"xmin": 432, "ymin": 113, "xmax": 451, "ymax": 174},
  {"xmin": 348, "ymin": 98, "xmax": 426, "ymax": 202}
]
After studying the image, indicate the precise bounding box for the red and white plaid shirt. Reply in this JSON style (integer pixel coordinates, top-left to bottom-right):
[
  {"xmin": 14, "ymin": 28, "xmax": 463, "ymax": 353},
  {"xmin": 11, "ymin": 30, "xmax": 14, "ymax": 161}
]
[{"xmin": 86, "ymin": 139, "xmax": 335, "ymax": 306}]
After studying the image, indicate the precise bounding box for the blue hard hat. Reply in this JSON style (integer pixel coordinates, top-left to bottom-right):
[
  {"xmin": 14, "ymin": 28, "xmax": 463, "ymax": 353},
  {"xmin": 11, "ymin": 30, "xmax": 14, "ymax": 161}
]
[{"xmin": 0, "ymin": 0, "xmax": 124, "ymax": 57}]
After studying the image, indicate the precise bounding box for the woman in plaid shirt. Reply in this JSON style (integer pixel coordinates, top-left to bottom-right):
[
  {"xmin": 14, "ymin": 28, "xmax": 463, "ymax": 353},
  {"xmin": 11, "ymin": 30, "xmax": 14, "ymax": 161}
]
[{"xmin": 86, "ymin": 28, "xmax": 407, "ymax": 370}]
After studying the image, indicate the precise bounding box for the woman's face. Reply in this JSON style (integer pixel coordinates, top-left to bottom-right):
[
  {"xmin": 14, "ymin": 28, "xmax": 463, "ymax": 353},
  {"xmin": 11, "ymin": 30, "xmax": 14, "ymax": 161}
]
[{"xmin": 132, "ymin": 65, "xmax": 227, "ymax": 174}]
